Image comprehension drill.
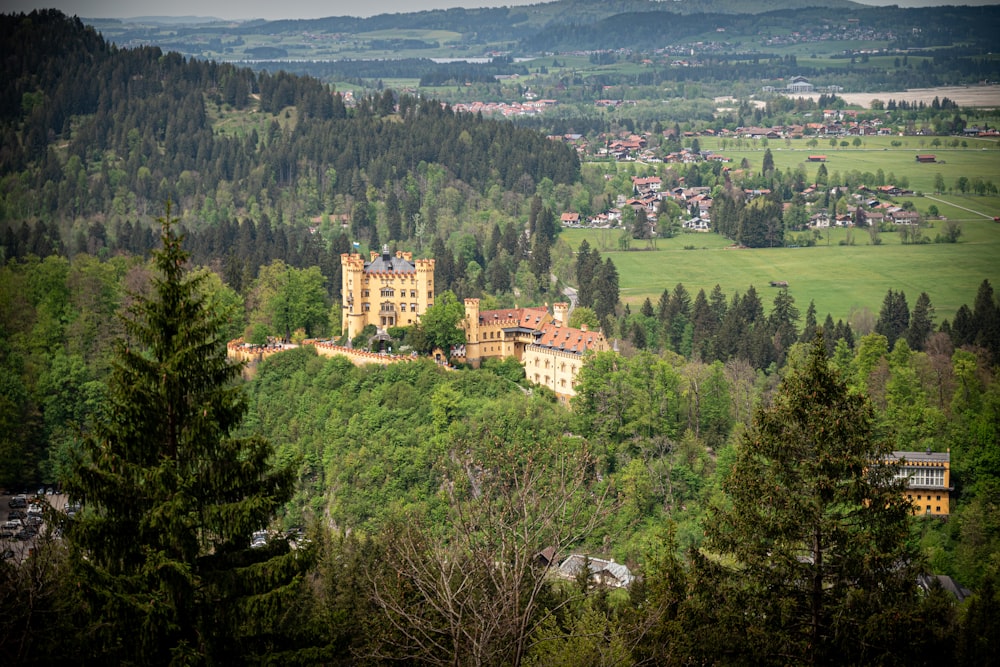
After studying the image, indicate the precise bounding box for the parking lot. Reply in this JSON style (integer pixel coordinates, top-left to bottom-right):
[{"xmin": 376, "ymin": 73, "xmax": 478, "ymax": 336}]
[{"xmin": 1, "ymin": 490, "xmax": 68, "ymax": 563}]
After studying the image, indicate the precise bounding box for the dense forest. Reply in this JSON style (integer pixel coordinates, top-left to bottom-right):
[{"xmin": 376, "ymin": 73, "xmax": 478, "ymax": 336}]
[
  {"xmin": 3, "ymin": 220, "xmax": 1000, "ymax": 663},
  {"xmin": 0, "ymin": 11, "xmax": 579, "ymax": 245},
  {"xmin": 2, "ymin": 9, "xmax": 1000, "ymax": 665}
]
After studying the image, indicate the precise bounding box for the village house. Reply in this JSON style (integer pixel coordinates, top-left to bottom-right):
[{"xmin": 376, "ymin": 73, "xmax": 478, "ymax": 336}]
[
  {"xmin": 632, "ymin": 175, "xmax": 662, "ymax": 195},
  {"xmin": 558, "ymin": 554, "xmax": 635, "ymax": 589},
  {"xmin": 809, "ymin": 211, "xmax": 832, "ymax": 228}
]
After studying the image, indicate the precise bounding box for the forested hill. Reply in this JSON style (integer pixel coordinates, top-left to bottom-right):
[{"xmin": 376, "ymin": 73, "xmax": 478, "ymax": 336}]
[
  {"xmin": 118, "ymin": 0, "xmax": 865, "ymax": 41},
  {"xmin": 522, "ymin": 4, "xmax": 1000, "ymax": 53},
  {"xmin": 0, "ymin": 10, "xmax": 579, "ymax": 235}
]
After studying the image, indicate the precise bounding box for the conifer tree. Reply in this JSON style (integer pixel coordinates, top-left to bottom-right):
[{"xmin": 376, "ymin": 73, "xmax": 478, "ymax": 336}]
[
  {"xmin": 875, "ymin": 288, "xmax": 910, "ymax": 349},
  {"xmin": 799, "ymin": 299, "xmax": 818, "ymax": 344},
  {"xmin": 703, "ymin": 335, "xmax": 921, "ymax": 665},
  {"xmin": 64, "ymin": 206, "xmax": 303, "ymax": 664},
  {"xmin": 906, "ymin": 291, "xmax": 935, "ymax": 351}
]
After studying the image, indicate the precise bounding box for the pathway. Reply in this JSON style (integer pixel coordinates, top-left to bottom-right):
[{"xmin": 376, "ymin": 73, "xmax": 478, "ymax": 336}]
[{"xmin": 924, "ymin": 195, "xmax": 996, "ymax": 220}]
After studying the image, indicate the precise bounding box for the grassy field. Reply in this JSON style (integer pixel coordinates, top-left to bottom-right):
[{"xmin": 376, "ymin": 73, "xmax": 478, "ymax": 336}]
[
  {"xmin": 559, "ymin": 219, "xmax": 1000, "ymax": 325},
  {"xmin": 696, "ymin": 135, "xmax": 1000, "ymax": 197}
]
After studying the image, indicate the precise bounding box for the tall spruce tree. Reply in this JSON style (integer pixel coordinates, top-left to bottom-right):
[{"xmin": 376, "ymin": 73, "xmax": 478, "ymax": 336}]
[
  {"xmin": 906, "ymin": 291, "xmax": 935, "ymax": 351},
  {"xmin": 64, "ymin": 207, "xmax": 303, "ymax": 664},
  {"xmin": 702, "ymin": 335, "xmax": 921, "ymax": 665},
  {"xmin": 875, "ymin": 288, "xmax": 910, "ymax": 350}
]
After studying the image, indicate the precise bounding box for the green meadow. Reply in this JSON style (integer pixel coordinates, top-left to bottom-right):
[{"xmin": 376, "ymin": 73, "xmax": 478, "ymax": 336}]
[
  {"xmin": 563, "ymin": 134, "xmax": 1000, "ymax": 324},
  {"xmin": 559, "ymin": 219, "xmax": 1000, "ymax": 325},
  {"xmin": 696, "ymin": 135, "xmax": 1000, "ymax": 197}
]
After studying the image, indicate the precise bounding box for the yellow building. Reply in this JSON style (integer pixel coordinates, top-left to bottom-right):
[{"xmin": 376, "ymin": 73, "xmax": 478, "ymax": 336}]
[
  {"xmin": 341, "ymin": 246, "xmax": 434, "ymax": 340},
  {"xmin": 461, "ymin": 299, "xmax": 609, "ymax": 403},
  {"xmin": 461, "ymin": 298, "xmax": 552, "ymax": 367},
  {"xmin": 888, "ymin": 450, "xmax": 952, "ymax": 516}
]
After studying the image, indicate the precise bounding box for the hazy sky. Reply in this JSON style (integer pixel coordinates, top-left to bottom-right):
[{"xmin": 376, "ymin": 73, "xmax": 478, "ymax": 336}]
[{"xmin": 5, "ymin": 0, "xmax": 998, "ymax": 21}]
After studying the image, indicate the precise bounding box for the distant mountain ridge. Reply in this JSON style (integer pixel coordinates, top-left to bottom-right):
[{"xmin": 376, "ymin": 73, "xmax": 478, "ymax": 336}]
[{"xmin": 238, "ymin": 0, "xmax": 866, "ymax": 34}]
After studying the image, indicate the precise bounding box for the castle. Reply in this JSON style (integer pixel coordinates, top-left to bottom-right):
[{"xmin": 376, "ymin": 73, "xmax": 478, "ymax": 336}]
[
  {"xmin": 337, "ymin": 247, "xmax": 607, "ymax": 401},
  {"xmin": 340, "ymin": 246, "xmax": 435, "ymax": 340},
  {"xmin": 460, "ymin": 298, "xmax": 609, "ymax": 402}
]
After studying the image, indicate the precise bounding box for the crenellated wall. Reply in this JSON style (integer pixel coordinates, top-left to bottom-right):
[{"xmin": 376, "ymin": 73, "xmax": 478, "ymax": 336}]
[
  {"xmin": 312, "ymin": 341, "xmax": 416, "ymax": 367},
  {"xmin": 227, "ymin": 338, "xmax": 417, "ymax": 370}
]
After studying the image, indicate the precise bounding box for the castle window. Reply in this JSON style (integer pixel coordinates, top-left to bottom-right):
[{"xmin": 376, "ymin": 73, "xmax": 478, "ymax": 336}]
[
  {"xmin": 411, "ymin": 303, "xmax": 417, "ymax": 312},
  {"xmin": 381, "ymin": 288, "xmax": 395, "ymax": 298},
  {"xmin": 428, "ymin": 291, "xmax": 433, "ymax": 299},
  {"xmin": 362, "ymin": 289, "xmax": 370, "ymax": 298},
  {"xmin": 362, "ymin": 303, "xmax": 370, "ymax": 312},
  {"xmin": 410, "ymin": 290, "xmax": 416, "ymax": 298},
  {"xmin": 401, "ymin": 303, "xmax": 407, "ymax": 312}
]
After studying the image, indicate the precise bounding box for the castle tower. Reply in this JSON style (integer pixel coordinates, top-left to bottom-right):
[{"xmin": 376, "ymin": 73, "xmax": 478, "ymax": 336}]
[
  {"xmin": 464, "ymin": 298, "xmax": 481, "ymax": 367},
  {"xmin": 553, "ymin": 302, "xmax": 569, "ymax": 325},
  {"xmin": 341, "ymin": 252, "xmax": 367, "ymax": 340}
]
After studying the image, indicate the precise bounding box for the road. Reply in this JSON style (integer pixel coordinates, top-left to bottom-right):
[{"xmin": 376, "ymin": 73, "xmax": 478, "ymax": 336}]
[
  {"xmin": 924, "ymin": 195, "xmax": 996, "ymax": 220},
  {"xmin": 562, "ymin": 284, "xmax": 578, "ymax": 310}
]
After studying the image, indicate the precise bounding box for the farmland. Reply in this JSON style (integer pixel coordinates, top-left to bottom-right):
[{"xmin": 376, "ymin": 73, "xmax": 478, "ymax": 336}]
[
  {"xmin": 557, "ymin": 130, "xmax": 1000, "ymax": 325},
  {"xmin": 697, "ymin": 134, "xmax": 1000, "ymax": 197},
  {"xmin": 561, "ymin": 219, "xmax": 1000, "ymax": 326}
]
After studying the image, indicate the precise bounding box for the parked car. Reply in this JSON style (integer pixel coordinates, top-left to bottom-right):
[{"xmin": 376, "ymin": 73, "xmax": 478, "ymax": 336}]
[
  {"xmin": 16, "ymin": 525, "xmax": 38, "ymax": 540},
  {"xmin": 8, "ymin": 494, "xmax": 27, "ymax": 508},
  {"xmin": 1, "ymin": 519, "xmax": 23, "ymax": 537}
]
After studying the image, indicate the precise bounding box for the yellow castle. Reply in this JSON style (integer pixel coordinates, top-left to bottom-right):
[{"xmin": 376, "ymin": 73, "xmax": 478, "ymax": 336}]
[{"xmin": 341, "ymin": 246, "xmax": 435, "ymax": 340}]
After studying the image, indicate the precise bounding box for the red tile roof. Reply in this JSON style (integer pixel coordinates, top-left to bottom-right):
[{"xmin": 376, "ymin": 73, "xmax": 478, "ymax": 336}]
[
  {"xmin": 478, "ymin": 306, "xmax": 548, "ymax": 328},
  {"xmin": 533, "ymin": 323, "xmax": 605, "ymax": 354}
]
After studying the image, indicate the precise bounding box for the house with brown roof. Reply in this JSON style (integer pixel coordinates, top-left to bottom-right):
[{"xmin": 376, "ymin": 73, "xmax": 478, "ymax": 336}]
[{"xmin": 632, "ymin": 176, "xmax": 662, "ymax": 194}]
